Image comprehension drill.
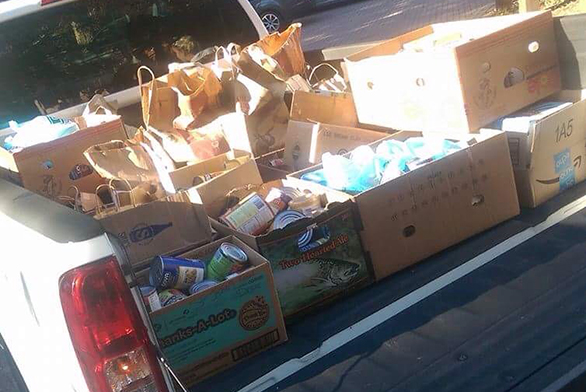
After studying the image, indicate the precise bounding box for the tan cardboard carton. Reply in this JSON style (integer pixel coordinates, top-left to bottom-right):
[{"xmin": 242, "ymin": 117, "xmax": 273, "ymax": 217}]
[
  {"xmin": 291, "ymin": 130, "xmax": 520, "ymax": 280},
  {"xmin": 345, "ymin": 12, "xmax": 561, "ymax": 133},
  {"xmin": 0, "ymin": 118, "xmax": 127, "ymax": 201},
  {"xmin": 495, "ymin": 90, "xmax": 586, "ymax": 207},
  {"xmin": 182, "ymin": 161, "xmax": 374, "ymax": 319},
  {"xmin": 148, "ymin": 236, "xmax": 287, "ymax": 387},
  {"xmin": 168, "ymin": 150, "xmax": 253, "ymax": 191},
  {"xmin": 284, "ymin": 121, "xmax": 389, "ymax": 171}
]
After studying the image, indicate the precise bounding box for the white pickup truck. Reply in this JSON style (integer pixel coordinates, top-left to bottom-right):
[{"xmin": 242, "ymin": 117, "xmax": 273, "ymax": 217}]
[
  {"xmin": 4, "ymin": 2, "xmax": 586, "ymax": 392},
  {"xmin": 0, "ymin": 1, "xmax": 267, "ymax": 391}
]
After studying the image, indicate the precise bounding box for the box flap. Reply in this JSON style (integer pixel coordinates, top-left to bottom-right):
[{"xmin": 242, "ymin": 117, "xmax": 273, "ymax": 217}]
[
  {"xmin": 169, "ymin": 149, "xmax": 252, "ymax": 191},
  {"xmin": 290, "ymin": 91, "xmax": 359, "ymax": 127}
]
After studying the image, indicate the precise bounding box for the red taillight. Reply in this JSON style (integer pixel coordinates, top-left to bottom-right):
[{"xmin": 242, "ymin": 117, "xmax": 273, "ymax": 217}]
[
  {"xmin": 40, "ymin": 0, "xmax": 63, "ymax": 5},
  {"xmin": 60, "ymin": 257, "xmax": 168, "ymax": 392}
]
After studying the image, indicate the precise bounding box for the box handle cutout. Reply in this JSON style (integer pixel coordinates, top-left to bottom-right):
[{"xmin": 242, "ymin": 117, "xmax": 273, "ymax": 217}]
[
  {"xmin": 403, "ymin": 225, "xmax": 416, "ymax": 237},
  {"xmin": 471, "ymin": 195, "xmax": 485, "ymax": 207},
  {"xmin": 415, "ymin": 78, "xmax": 425, "ymax": 87},
  {"xmin": 528, "ymin": 41, "xmax": 540, "ymax": 53},
  {"xmin": 367, "ymin": 81, "xmax": 374, "ymax": 90},
  {"xmin": 504, "ymin": 68, "xmax": 525, "ymax": 88},
  {"xmin": 481, "ymin": 62, "xmax": 491, "ymax": 73},
  {"xmin": 41, "ymin": 160, "xmax": 54, "ymax": 170}
]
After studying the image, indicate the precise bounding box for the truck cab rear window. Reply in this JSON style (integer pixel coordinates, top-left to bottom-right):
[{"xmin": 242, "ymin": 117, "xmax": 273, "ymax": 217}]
[{"xmin": 0, "ymin": 0, "xmax": 258, "ymax": 127}]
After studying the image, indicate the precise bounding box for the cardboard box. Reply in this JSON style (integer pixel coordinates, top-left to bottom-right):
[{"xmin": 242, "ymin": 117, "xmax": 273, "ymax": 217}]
[
  {"xmin": 284, "ymin": 120, "xmax": 389, "ymax": 171},
  {"xmin": 191, "ymin": 178, "xmax": 373, "ymax": 319},
  {"xmin": 492, "ymin": 90, "xmax": 586, "ymax": 207},
  {"xmin": 168, "ymin": 150, "xmax": 253, "ymax": 191},
  {"xmin": 97, "ymin": 192, "xmax": 212, "ymax": 268},
  {"xmin": 182, "ymin": 159, "xmax": 373, "ymax": 318},
  {"xmin": 285, "ymin": 90, "xmax": 390, "ymax": 171},
  {"xmin": 0, "ymin": 118, "xmax": 128, "ymax": 201},
  {"xmin": 345, "ymin": 12, "xmax": 561, "ymax": 133},
  {"xmin": 292, "ymin": 130, "xmax": 520, "ymax": 280},
  {"xmin": 149, "ymin": 236, "xmax": 287, "ymax": 387},
  {"xmin": 290, "ymin": 90, "xmax": 359, "ymax": 127}
]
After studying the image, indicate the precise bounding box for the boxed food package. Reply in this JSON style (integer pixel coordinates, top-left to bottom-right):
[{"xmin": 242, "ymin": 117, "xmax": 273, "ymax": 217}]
[
  {"xmin": 0, "ymin": 117, "xmax": 128, "ymax": 201},
  {"xmin": 489, "ymin": 90, "xmax": 586, "ymax": 207},
  {"xmin": 345, "ymin": 12, "xmax": 561, "ymax": 133},
  {"xmin": 148, "ymin": 236, "xmax": 287, "ymax": 387},
  {"xmin": 183, "ymin": 160, "xmax": 373, "ymax": 319},
  {"xmin": 292, "ymin": 130, "xmax": 520, "ymax": 280}
]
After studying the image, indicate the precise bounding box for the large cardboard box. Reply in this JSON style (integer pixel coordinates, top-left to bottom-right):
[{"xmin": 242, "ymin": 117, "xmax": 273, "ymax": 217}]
[
  {"xmin": 285, "ymin": 90, "xmax": 389, "ymax": 171},
  {"xmin": 149, "ymin": 236, "xmax": 287, "ymax": 387},
  {"xmin": 493, "ymin": 91, "xmax": 586, "ymax": 207},
  {"xmin": 292, "ymin": 130, "xmax": 520, "ymax": 280},
  {"xmin": 97, "ymin": 192, "xmax": 212, "ymax": 268},
  {"xmin": 285, "ymin": 121, "xmax": 389, "ymax": 171},
  {"xmin": 183, "ymin": 161, "xmax": 374, "ymax": 319},
  {"xmin": 345, "ymin": 12, "xmax": 561, "ymax": 133},
  {"xmin": 0, "ymin": 118, "xmax": 127, "ymax": 201}
]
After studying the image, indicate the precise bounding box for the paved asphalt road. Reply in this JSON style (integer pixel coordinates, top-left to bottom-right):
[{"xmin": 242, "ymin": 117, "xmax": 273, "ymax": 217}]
[{"xmin": 297, "ymin": 0, "xmax": 495, "ymax": 52}]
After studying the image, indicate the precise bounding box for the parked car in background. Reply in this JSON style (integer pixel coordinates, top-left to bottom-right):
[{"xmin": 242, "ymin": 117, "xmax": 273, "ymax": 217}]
[{"xmin": 249, "ymin": 0, "xmax": 351, "ymax": 32}]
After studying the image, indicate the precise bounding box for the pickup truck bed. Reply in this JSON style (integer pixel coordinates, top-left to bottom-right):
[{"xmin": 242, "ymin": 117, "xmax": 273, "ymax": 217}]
[{"xmin": 189, "ymin": 177, "xmax": 586, "ymax": 392}]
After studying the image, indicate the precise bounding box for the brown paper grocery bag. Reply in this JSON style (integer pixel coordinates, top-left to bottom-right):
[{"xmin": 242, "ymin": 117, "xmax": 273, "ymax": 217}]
[
  {"xmin": 138, "ymin": 66, "xmax": 179, "ymax": 132},
  {"xmin": 167, "ymin": 67, "xmax": 223, "ymax": 130},
  {"xmin": 97, "ymin": 192, "xmax": 212, "ymax": 267},
  {"xmin": 243, "ymin": 23, "xmax": 305, "ymax": 81},
  {"xmin": 83, "ymin": 138, "xmax": 160, "ymax": 186}
]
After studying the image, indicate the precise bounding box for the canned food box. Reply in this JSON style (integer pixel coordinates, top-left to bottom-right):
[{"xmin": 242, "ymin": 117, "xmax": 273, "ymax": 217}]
[{"xmin": 148, "ymin": 236, "xmax": 287, "ymax": 388}]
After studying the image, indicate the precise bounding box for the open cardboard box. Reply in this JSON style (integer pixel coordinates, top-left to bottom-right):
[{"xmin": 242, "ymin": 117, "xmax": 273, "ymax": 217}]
[
  {"xmin": 183, "ymin": 162, "xmax": 374, "ymax": 319},
  {"xmin": 486, "ymin": 90, "xmax": 586, "ymax": 207},
  {"xmin": 0, "ymin": 117, "xmax": 128, "ymax": 201},
  {"xmin": 146, "ymin": 236, "xmax": 287, "ymax": 387},
  {"xmin": 345, "ymin": 12, "xmax": 561, "ymax": 133},
  {"xmin": 285, "ymin": 91, "xmax": 390, "ymax": 171},
  {"xmin": 168, "ymin": 149, "xmax": 253, "ymax": 191},
  {"xmin": 291, "ymin": 129, "xmax": 520, "ymax": 280}
]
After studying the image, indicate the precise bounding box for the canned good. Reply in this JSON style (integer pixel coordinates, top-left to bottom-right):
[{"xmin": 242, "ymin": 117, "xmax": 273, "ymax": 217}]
[
  {"xmin": 150, "ymin": 256, "xmax": 206, "ymax": 290},
  {"xmin": 140, "ymin": 286, "xmax": 162, "ymax": 313},
  {"xmin": 207, "ymin": 243, "xmax": 249, "ymax": 281},
  {"xmin": 219, "ymin": 193, "xmax": 276, "ymax": 235},
  {"xmin": 189, "ymin": 280, "xmax": 218, "ymax": 295},
  {"xmin": 159, "ymin": 289, "xmax": 187, "ymax": 307},
  {"xmin": 272, "ymin": 210, "xmax": 313, "ymax": 248},
  {"xmin": 265, "ymin": 188, "xmax": 292, "ymax": 213}
]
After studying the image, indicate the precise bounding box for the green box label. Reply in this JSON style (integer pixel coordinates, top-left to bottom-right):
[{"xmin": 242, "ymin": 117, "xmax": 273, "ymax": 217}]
[
  {"xmin": 150, "ymin": 273, "xmax": 277, "ymax": 370},
  {"xmin": 260, "ymin": 209, "xmax": 371, "ymax": 317}
]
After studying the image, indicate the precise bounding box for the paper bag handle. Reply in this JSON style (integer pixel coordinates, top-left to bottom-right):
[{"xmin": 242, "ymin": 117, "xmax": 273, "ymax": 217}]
[{"xmin": 308, "ymin": 63, "xmax": 340, "ymax": 84}]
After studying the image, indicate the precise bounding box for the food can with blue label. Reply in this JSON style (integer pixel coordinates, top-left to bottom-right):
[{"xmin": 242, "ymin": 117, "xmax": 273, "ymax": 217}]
[
  {"xmin": 149, "ymin": 256, "xmax": 206, "ymax": 290},
  {"xmin": 189, "ymin": 280, "xmax": 219, "ymax": 295},
  {"xmin": 140, "ymin": 286, "xmax": 162, "ymax": 313},
  {"xmin": 158, "ymin": 289, "xmax": 187, "ymax": 307},
  {"xmin": 206, "ymin": 243, "xmax": 249, "ymax": 281},
  {"xmin": 272, "ymin": 210, "xmax": 313, "ymax": 248}
]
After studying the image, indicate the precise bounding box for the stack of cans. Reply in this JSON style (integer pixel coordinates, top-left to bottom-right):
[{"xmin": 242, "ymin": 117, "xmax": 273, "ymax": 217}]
[{"xmin": 140, "ymin": 243, "xmax": 250, "ymax": 310}]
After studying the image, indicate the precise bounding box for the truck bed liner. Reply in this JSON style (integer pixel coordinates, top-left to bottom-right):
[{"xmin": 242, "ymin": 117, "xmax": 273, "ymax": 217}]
[{"xmin": 193, "ymin": 180, "xmax": 586, "ymax": 392}]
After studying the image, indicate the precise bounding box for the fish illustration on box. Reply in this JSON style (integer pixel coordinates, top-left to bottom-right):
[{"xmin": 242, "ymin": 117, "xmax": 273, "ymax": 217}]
[{"xmin": 259, "ymin": 208, "xmax": 372, "ymax": 318}]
